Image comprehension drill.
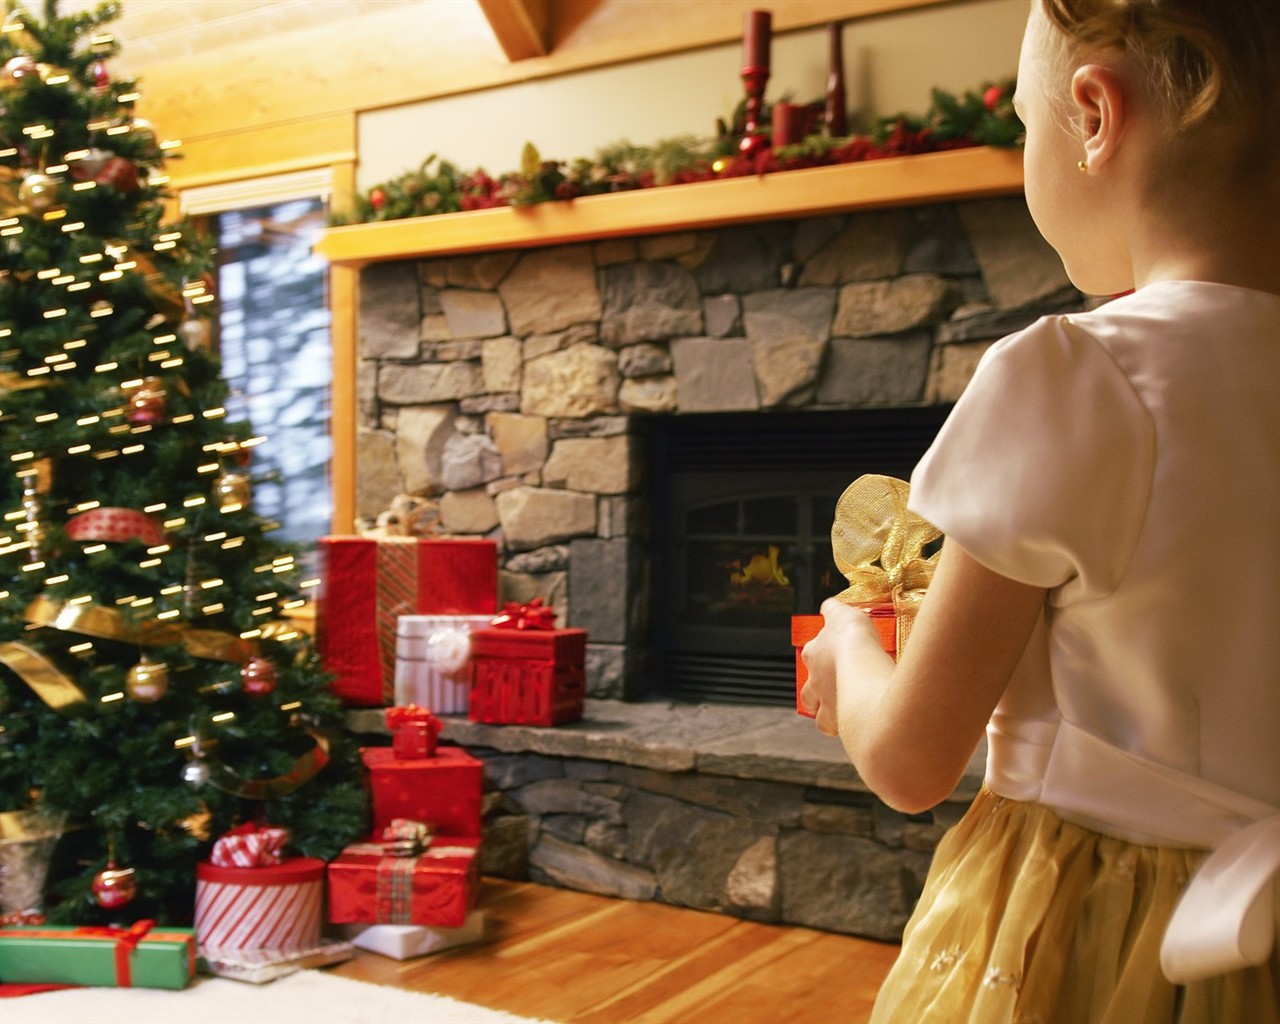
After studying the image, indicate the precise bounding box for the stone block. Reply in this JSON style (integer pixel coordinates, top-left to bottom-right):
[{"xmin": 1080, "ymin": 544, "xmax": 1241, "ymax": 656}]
[
  {"xmin": 487, "ymin": 412, "xmax": 549, "ymax": 477},
  {"xmin": 441, "ymin": 432, "xmax": 503, "ymax": 491},
  {"xmin": 394, "ymin": 404, "xmax": 456, "ymax": 494},
  {"xmin": 671, "ymin": 337, "xmax": 758, "ymax": 412},
  {"xmin": 445, "ymin": 250, "xmax": 518, "ymax": 291},
  {"xmin": 480, "ymin": 814, "xmax": 534, "ymax": 879},
  {"xmin": 593, "ymin": 237, "xmax": 638, "ymax": 267},
  {"xmin": 777, "ymin": 830, "xmax": 919, "ymax": 941},
  {"xmin": 495, "ymin": 488, "xmax": 597, "ymax": 550},
  {"xmin": 499, "ymin": 245, "xmax": 602, "ymax": 336},
  {"xmin": 460, "ymin": 394, "xmax": 520, "ymax": 414},
  {"xmin": 619, "ymin": 376, "xmax": 678, "ymax": 414},
  {"xmin": 542, "ymin": 814, "xmax": 587, "ymax": 844},
  {"xmin": 793, "ymin": 215, "xmax": 845, "ymax": 263},
  {"xmin": 497, "ymin": 569, "xmax": 568, "ymax": 625},
  {"xmin": 429, "ymin": 339, "xmax": 484, "ymax": 361},
  {"xmin": 439, "ymin": 487, "xmax": 499, "ymax": 534},
  {"xmin": 481, "ymin": 336, "xmax": 523, "ymax": 393},
  {"xmin": 354, "ymin": 428, "xmax": 401, "ymax": 519},
  {"xmin": 816, "ymin": 335, "xmax": 930, "ymax": 407},
  {"xmin": 530, "ymin": 833, "xmax": 657, "ymax": 901},
  {"xmin": 958, "ymin": 197, "xmax": 1074, "ymax": 309},
  {"xmin": 611, "ymin": 765, "xmax": 804, "ymax": 826},
  {"xmin": 617, "ymin": 343, "xmax": 672, "ymax": 378},
  {"xmin": 441, "ymin": 289, "xmax": 508, "ymax": 339},
  {"xmin": 504, "ymin": 545, "xmax": 569, "ymax": 574},
  {"xmin": 903, "ymin": 205, "xmax": 980, "ymax": 276},
  {"xmin": 522, "ymin": 344, "xmax": 620, "ymax": 418},
  {"xmin": 359, "ymin": 262, "xmax": 421, "ymax": 359},
  {"xmin": 356, "ymin": 359, "xmax": 378, "ymax": 427},
  {"xmin": 378, "ymin": 361, "xmax": 484, "ymax": 404},
  {"xmin": 725, "ymin": 835, "xmax": 778, "ymax": 913},
  {"xmin": 567, "ymin": 538, "xmax": 637, "ymax": 644},
  {"xmin": 585, "ymin": 643, "xmax": 648, "ymax": 700},
  {"xmin": 833, "ymin": 274, "xmax": 955, "ymax": 338},
  {"xmin": 744, "ymin": 288, "xmax": 836, "ymax": 407},
  {"xmin": 544, "ymin": 435, "xmax": 633, "ymax": 495},
  {"xmin": 479, "ymin": 751, "xmax": 566, "ymax": 790},
  {"xmin": 926, "ymin": 339, "xmax": 995, "ymax": 403},
  {"xmin": 938, "ymin": 291, "xmax": 1084, "ymax": 344},
  {"xmin": 695, "ymin": 223, "xmax": 790, "ymax": 293},
  {"xmin": 514, "ymin": 778, "xmax": 624, "ymax": 823},
  {"xmin": 638, "ymin": 232, "xmax": 702, "ymax": 262},
  {"xmin": 600, "ymin": 262, "xmax": 703, "ymax": 347},
  {"xmin": 798, "ymin": 209, "xmax": 909, "ymax": 285},
  {"xmin": 703, "ymin": 294, "xmax": 740, "ymax": 338}
]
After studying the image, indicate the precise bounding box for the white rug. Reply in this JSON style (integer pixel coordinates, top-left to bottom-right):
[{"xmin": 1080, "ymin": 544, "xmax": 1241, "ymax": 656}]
[{"xmin": 10, "ymin": 968, "xmax": 555, "ymax": 1023}]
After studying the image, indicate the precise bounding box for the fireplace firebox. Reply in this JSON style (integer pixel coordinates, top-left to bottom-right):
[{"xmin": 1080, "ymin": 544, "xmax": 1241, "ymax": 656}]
[{"xmin": 648, "ymin": 406, "xmax": 950, "ymax": 706}]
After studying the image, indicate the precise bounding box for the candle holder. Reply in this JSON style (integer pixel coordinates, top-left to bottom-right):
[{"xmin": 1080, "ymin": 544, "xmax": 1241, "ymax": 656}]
[{"xmin": 739, "ymin": 64, "xmax": 771, "ymax": 158}]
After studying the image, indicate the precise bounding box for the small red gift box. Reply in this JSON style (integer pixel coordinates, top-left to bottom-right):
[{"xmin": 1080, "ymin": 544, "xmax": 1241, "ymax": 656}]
[
  {"xmin": 792, "ymin": 606, "xmax": 896, "ymax": 718},
  {"xmin": 362, "ymin": 744, "xmax": 483, "ymax": 839},
  {"xmin": 468, "ymin": 625, "xmax": 586, "ymax": 726},
  {"xmin": 194, "ymin": 856, "xmax": 325, "ymax": 953},
  {"xmin": 386, "ymin": 705, "xmax": 441, "ymax": 760},
  {"xmin": 316, "ymin": 537, "xmax": 498, "ymax": 707},
  {"xmin": 327, "ymin": 838, "xmax": 480, "ymax": 928}
]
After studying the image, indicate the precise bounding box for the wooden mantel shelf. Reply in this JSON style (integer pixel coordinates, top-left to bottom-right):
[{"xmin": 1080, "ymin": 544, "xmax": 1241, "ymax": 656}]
[{"xmin": 316, "ymin": 146, "xmax": 1024, "ymax": 269}]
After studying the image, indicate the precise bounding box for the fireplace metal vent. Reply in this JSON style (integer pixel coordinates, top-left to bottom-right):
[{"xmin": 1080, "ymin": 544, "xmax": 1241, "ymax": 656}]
[{"xmin": 647, "ymin": 406, "xmax": 950, "ymax": 706}]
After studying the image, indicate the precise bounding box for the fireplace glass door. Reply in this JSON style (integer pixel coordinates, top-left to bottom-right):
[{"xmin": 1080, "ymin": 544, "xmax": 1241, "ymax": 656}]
[{"xmin": 649, "ymin": 407, "xmax": 948, "ymax": 706}]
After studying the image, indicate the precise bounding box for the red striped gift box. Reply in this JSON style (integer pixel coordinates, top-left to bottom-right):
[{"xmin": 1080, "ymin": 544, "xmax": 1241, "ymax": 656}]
[{"xmin": 194, "ymin": 857, "xmax": 325, "ymax": 953}]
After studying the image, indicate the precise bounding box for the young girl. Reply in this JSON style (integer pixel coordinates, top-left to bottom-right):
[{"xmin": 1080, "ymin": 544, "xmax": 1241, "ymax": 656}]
[{"xmin": 800, "ymin": 1, "xmax": 1280, "ymax": 1020}]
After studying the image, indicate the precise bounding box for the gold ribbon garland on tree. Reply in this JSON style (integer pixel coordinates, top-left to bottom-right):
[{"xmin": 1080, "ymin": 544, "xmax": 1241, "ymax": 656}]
[{"xmin": 831, "ymin": 474, "xmax": 942, "ymax": 651}]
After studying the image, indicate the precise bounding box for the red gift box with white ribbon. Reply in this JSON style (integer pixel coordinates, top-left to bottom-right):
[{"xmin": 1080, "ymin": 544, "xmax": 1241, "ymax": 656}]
[{"xmin": 315, "ymin": 537, "xmax": 498, "ymax": 707}]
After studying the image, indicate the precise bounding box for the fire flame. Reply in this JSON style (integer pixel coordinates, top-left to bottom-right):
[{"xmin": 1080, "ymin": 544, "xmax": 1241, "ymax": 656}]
[{"xmin": 729, "ymin": 545, "xmax": 790, "ymax": 587}]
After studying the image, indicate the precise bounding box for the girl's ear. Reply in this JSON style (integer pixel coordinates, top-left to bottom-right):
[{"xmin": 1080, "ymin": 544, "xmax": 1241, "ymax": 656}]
[{"xmin": 1072, "ymin": 63, "xmax": 1126, "ymax": 172}]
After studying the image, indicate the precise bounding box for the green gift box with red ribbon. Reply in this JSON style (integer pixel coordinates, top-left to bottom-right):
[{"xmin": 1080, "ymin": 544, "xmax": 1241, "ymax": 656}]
[{"xmin": 0, "ymin": 921, "xmax": 195, "ymax": 989}]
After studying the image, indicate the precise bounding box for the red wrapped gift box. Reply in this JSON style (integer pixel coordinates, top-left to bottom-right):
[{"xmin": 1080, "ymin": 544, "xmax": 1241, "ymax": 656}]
[
  {"xmin": 362, "ymin": 745, "xmax": 483, "ymax": 839},
  {"xmin": 194, "ymin": 857, "xmax": 325, "ymax": 953},
  {"xmin": 468, "ymin": 627, "xmax": 586, "ymax": 726},
  {"xmin": 327, "ymin": 838, "xmax": 479, "ymax": 928},
  {"xmin": 792, "ymin": 606, "xmax": 895, "ymax": 718},
  {"xmin": 316, "ymin": 537, "xmax": 498, "ymax": 706}
]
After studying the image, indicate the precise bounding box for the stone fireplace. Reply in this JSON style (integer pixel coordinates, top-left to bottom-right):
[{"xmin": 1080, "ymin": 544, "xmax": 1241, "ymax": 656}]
[{"xmin": 342, "ymin": 182, "xmax": 1086, "ymax": 939}]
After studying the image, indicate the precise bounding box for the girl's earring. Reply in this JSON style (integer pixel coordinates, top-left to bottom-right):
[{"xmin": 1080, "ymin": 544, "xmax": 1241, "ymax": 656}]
[{"xmin": 1077, "ymin": 159, "xmax": 1088, "ymax": 173}]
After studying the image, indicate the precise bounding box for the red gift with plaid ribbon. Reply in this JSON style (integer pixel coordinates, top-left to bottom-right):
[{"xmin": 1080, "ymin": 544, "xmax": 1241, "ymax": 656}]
[
  {"xmin": 316, "ymin": 537, "xmax": 498, "ymax": 707},
  {"xmin": 327, "ymin": 837, "xmax": 479, "ymax": 929},
  {"xmin": 468, "ymin": 602, "xmax": 586, "ymax": 726}
]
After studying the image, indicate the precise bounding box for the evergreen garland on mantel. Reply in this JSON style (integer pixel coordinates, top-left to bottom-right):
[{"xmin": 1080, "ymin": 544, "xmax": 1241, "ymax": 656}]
[{"xmin": 336, "ymin": 78, "xmax": 1022, "ymax": 227}]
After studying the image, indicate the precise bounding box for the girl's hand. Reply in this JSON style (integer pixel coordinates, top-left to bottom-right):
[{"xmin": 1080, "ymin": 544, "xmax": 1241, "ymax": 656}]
[{"xmin": 799, "ymin": 599, "xmax": 888, "ymax": 737}]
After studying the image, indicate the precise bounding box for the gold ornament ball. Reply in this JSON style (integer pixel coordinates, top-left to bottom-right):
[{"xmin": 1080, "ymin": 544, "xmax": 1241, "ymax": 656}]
[
  {"xmin": 2, "ymin": 55, "xmax": 36, "ymax": 83},
  {"xmin": 127, "ymin": 376, "xmax": 167, "ymax": 424},
  {"xmin": 125, "ymin": 658, "xmax": 169, "ymax": 702},
  {"xmin": 18, "ymin": 172, "xmax": 57, "ymax": 212},
  {"xmin": 215, "ymin": 469, "xmax": 252, "ymax": 511}
]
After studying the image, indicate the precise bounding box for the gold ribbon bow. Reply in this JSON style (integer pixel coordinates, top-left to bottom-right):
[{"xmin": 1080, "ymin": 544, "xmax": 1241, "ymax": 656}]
[{"xmin": 831, "ymin": 474, "xmax": 941, "ymax": 652}]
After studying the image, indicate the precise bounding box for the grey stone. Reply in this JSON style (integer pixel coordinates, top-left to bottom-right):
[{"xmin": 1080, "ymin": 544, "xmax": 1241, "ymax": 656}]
[
  {"xmin": 530, "ymin": 833, "xmax": 658, "ymax": 901},
  {"xmin": 798, "ymin": 210, "xmax": 910, "ymax": 286},
  {"xmin": 429, "ymin": 339, "xmax": 485, "ymax": 361},
  {"xmin": 459, "ymin": 393, "xmax": 521, "ymax": 414},
  {"xmin": 594, "ymin": 238, "xmax": 638, "ymax": 267},
  {"xmin": 585, "ymin": 644, "xmax": 644, "ymax": 700},
  {"xmin": 777, "ymin": 830, "xmax": 920, "ymax": 941},
  {"xmin": 695, "ymin": 223, "xmax": 791, "ymax": 293},
  {"xmin": 638, "ymin": 232, "xmax": 702, "ymax": 262},
  {"xmin": 725, "ymin": 835, "xmax": 778, "ymax": 912},
  {"xmin": 356, "ymin": 359, "xmax": 378, "ymax": 427},
  {"xmin": 600, "ymin": 262, "xmax": 702, "ymax": 346},
  {"xmin": 440, "ymin": 289, "xmax": 507, "ymax": 339},
  {"xmin": 542, "ymin": 814, "xmax": 587, "ymax": 844},
  {"xmin": 495, "ymin": 486, "xmax": 597, "ymax": 550},
  {"xmin": 833, "ymin": 274, "xmax": 955, "ymax": 337},
  {"xmin": 612, "ymin": 764, "xmax": 804, "ymax": 826},
  {"xmin": 801, "ymin": 801, "xmax": 877, "ymax": 837},
  {"xmin": 354, "ymin": 428, "xmax": 401, "ymax": 519},
  {"xmin": 563, "ymin": 759, "xmax": 615, "ymax": 782},
  {"xmin": 514, "ymin": 778, "xmax": 624, "ymax": 823},
  {"xmin": 958, "ymin": 198, "xmax": 1074, "ymax": 309},
  {"xmin": 816, "ymin": 335, "xmax": 931, "ymax": 407},
  {"xmin": 793, "ymin": 216, "xmax": 845, "ymax": 263},
  {"xmin": 360, "ymin": 262, "xmax": 421, "ymax": 359},
  {"xmin": 743, "ymin": 288, "xmax": 835, "ymax": 407},
  {"xmin": 670, "ymin": 337, "xmax": 758, "ymax": 412},
  {"xmin": 583, "ymin": 820, "xmax": 629, "ymax": 859},
  {"xmin": 439, "ymin": 487, "xmax": 499, "ymax": 533},
  {"xmin": 619, "ymin": 376, "xmax": 678, "ymax": 414},
  {"xmin": 504, "ymin": 545, "xmax": 569, "ymax": 574},
  {"xmin": 703, "ymin": 294, "xmax": 740, "ymax": 338},
  {"xmin": 440, "ymin": 432, "xmax": 503, "ymax": 491},
  {"xmin": 543, "ymin": 435, "xmax": 634, "ymax": 495},
  {"xmin": 378, "ymin": 361, "xmax": 484, "ymax": 404},
  {"xmin": 938, "ymin": 291, "xmax": 1084, "ymax": 343},
  {"xmin": 903, "ymin": 205, "xmax": 980, "ymax": 276},
  {"xmin": 524, "ymin": 323, "xmax": 599, "ymax": 361},
  {"xmin": 499, "ymin": 246, "xmax": 602, "ymax": 336},
  {"xmin": 394, "ymin": 405, "xmax": 456, "ymax": 494},
  {"xmin": 480, "ymin": 814, "xmax": 533, "ymax": 879},
  {"xmin": 445, "ymin": 251, "xmax": 519, "ymax": 291},
  {"xmin": 522, "ymin": 344, "xmax": 620, "ymax": 418},
  {"xmin": 568, "ymin": 538, "xmax": 639, "ymax": 644},
  {"xmin": 479, "ymin": 751, "xmax": 566, "ymax": 790},
  {"xmin": 547, "ymin": 415, "xmax": 629, "ymax": 439},
  {"xmin": 617, "ymin": 343, "xmax": 672, "ymax": 378}
]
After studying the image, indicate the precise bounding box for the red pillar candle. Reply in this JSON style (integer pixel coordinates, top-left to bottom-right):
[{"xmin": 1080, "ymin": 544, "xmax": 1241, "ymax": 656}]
[
  {"xmin": 743, "ymin": 9, "xmax": 772, "ymax": 71},
  {"xmin": 772, "ymin": 102, "xmax": 802, "ymax": 147}
]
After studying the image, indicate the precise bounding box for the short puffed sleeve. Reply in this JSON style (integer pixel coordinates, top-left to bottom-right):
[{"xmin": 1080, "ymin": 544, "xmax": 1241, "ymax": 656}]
[{"xmin": 908, "ymin": 316, "xmax": 1154, "ymax": 604}]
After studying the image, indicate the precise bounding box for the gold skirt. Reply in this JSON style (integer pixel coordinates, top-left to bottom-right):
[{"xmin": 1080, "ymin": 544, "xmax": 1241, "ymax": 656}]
[{"xmin": 871, "ymin": 787, "xmax": 1280, "ymax": 1024}]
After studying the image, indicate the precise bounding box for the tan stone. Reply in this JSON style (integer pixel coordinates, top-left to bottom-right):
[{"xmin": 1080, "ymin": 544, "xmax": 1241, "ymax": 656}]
[
  {"xmin": 499, "ymin": 245, "xmax": 602, "ymax": 336},
  {"xmin": 439, "ymin": 487, "xmax": 499, "ymax": 534},
  {"xmin": 498, "ymin": 568, "xmax": 568, "ymax": 627},
  {"xmin": 725, "ymin": 836, "xmax": 777, "ymax": 910},
  {"xmin": 395, "ymin": 404, "xmax": 457, "ymax": 494},
  {"xmin": 619, "ymin": 375, "xmax": 677, "ymax": 413},
  {"xmin": 378, "ymin": 361, "xmax": 484, "ymax": 404},
  {"xmin": 354, "ymin": 428, "xmax": 402, "ymax": 519},
  {"xmin": 445, "ymin": 250, "xmax": 518, "ymax": 291},
  {"xmin": 798, "ymin": 210, "xmax": 909, "ymax": 286},
  {"xmin": 487, "ymin": 412, "xmax": 549, "ymax": 477},
  {"xmin": 543, "ymin": 436, "xmax": 633, "ymax": 495},
  {"xmin": 593, "ymin": 238, "xmax": 637, "ymax": 267},
  {"xmin": 482, "ymin": 336, "xmax": 522, "ymax": 393},
  {"xmin": 638, "ymin": 232, "xmax": 701, "ymax": 262},
  {"xmin": 495, "ymin": 486, "xmax": 597, "ymax": 551},
  {"xmin": 926, "ymin": 339, "xmax": 995, "ymax": 403},
  {"xmin": 521, "ymin": 343, "xmax": 619, "ymax": 418},
  {"xmin": 420, "ymin": 312, "xmax": 452, "ymax": 342},
  {"xmin": 833, "ymin": 275, "xmax": 954, "ymax": 338}
]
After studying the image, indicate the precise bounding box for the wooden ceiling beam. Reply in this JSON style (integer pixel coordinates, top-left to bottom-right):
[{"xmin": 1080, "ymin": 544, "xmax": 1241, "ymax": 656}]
[{"xmin": 476, "ymin": 0, "xmax": 552, "ymax": 61}]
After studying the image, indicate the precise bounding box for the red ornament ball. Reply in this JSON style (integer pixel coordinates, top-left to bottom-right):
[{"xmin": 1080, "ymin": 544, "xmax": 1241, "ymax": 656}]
[
  {"xmin": 95, "ymin": 155, "xmax": 140, "ymax": 193},
  {"xmin": 370, "ymin": 187, "xmax": 387, "ymax": 211},
  {"xmin": 127, "ymin": 376, "xmax": 167, "ymax": 424},
  {"xmin": 982, "ymin": 84, "xmax": 1006, "ymax": 112},
  {"xmin": 91, "ymin": 862, "xmax": 137, "ymax": 909},
  {"xmin": 241, "ymin": 656, "xmax": 278, "ymax": 697}
]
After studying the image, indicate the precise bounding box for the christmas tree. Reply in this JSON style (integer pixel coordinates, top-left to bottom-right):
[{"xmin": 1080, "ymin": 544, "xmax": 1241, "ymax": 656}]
[{"xmin": 0, "ymin": 0, "xmax": 366, "ymax": 925}]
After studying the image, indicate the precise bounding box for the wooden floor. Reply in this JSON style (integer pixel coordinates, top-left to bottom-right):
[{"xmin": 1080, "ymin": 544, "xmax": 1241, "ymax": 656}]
[{"xmin": 329, "ymin": 878, "xmax": 901, "ymax": 1023}]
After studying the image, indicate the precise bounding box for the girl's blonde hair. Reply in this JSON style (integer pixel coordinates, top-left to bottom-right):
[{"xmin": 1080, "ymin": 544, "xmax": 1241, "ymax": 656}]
[{"xmin": 1040, "ymin": 0, "xmax": 1280, "ymax": 131}]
